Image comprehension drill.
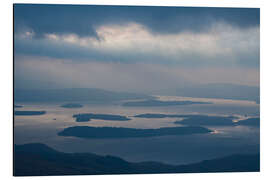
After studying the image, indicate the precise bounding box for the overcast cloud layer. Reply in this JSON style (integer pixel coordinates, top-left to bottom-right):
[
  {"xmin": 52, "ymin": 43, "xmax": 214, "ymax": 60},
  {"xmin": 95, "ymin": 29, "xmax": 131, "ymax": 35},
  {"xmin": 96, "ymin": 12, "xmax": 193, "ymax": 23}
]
[{"xmin": 14, "ymin": 4, "xmax": 260, "ymax": 91}]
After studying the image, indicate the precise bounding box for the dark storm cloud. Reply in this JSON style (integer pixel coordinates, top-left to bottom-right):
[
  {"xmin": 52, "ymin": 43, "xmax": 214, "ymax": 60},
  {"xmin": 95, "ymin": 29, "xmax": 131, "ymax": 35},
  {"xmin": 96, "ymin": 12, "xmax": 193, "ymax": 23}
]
[
  {"xmin": 14, "ymin": 4, "xmax": 98, "ymax": 38},
  {"xmin": 14, "ymin": 4, "xmax": 259, "ymax": 38}
]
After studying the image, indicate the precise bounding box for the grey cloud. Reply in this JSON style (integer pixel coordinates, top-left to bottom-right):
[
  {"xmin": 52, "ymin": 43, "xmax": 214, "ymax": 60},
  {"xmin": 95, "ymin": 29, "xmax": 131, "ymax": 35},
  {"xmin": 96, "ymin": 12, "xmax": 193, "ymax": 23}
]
[
  {"xmin": 14, "ymin": 24, "xmax": 260, "ymax": 68},
  {"xmin": 13, "ymin": 5, "xmax": 260, "ymax": 91},
  {"xmin": 14, "ymin": 4, "xmax": 259, "ymax": 38}
]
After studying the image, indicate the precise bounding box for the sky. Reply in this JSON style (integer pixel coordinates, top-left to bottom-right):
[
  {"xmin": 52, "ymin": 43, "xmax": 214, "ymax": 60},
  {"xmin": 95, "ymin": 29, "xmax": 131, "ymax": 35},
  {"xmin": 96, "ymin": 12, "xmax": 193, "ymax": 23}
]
[{"xmin": 14, "ymin": 4, "xmax": 260, "ymax": 92}]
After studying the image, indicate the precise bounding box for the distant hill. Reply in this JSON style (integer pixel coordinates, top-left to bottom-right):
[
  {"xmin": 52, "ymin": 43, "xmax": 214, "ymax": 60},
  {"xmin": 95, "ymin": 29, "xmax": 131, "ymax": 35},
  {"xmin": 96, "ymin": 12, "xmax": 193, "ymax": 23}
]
[
  {"xmin": 14, "ymin": 143, "xmax": 260, "ymax": 176},
  {"xmin": 14, "ymin": 84, "xmax": 259, "ymax": 103},
  {"xmin": 157, "ymin": 83, "xmax": 259, "ymax": 102},
  {"xmin": 123, "ymin": 100, "xmax": 211, "ymax": 107},
  {"xmin": 14, "ymin": 88, "xmax": 152, "ymax": 103}
]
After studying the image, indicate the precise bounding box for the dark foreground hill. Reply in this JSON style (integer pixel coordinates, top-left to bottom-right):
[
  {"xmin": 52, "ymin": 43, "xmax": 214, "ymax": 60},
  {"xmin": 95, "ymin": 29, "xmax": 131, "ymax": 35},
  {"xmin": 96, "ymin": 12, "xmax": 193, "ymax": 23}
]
[{"xmin": 14, "ymin": 143, "xmax": 259, "ymax": 176}]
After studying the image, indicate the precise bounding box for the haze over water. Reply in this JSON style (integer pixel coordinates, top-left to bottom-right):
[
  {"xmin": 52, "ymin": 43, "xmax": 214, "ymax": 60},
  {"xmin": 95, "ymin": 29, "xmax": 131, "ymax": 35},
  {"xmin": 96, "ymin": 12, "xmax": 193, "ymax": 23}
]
[{"xmin": 14, "ymin": 95, "xmax": 259, "ymax": 165}]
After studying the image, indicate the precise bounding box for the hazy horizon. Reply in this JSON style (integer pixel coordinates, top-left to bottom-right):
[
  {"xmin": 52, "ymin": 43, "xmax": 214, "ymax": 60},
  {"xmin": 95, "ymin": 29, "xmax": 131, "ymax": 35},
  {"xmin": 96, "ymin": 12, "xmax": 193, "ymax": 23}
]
[{"xmin": 14, "ymin": 5, "xmax": 259, "ymax": 94}]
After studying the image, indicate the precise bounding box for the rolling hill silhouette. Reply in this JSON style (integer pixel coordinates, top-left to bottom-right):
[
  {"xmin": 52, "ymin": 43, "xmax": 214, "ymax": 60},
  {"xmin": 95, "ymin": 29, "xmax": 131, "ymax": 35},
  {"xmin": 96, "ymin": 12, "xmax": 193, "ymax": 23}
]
[{"xmin": 14, "ymin": 143, "xmax": 260, "ymax": 176}]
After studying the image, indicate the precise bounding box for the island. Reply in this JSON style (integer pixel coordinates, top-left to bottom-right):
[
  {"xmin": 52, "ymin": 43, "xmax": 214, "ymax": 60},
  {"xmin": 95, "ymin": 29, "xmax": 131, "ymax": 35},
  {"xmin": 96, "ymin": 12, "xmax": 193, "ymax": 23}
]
[
  {"xmin": 123, "ymin": 100, "xmax": 212, "ymax": 107},
  {"xmin": 14, "ymin": 111, "xmax": 46, "ymax": 116},
  {"xmin": 134, "ymin": 113, "xmax": 199, "ymax": 118},
  {"xmin": 174, "ymin": 115, "xmax": 260, "ymax": 127},
  {"xmin": 14, "ymin": 143, "xmax": 259, "ymax": 176},
  {"xmin": 60, "ymin": 103, "xmax": 83, "ymax": 108},
  {"xmin": 58, "ymin": 126, "xmax": 212, "ymax": 139},
  {"xmin": 73, "ymin": 113, "xmax": 131, "ymax": 122},
  {"xmin": 236, "ymin": 118, "xmax": 260, "ymax": 127},
  {"xmin": 174, "ymin": 115, "xmax": 237, "ymax": 126},
  {"xmin": 134, "ymin": 113, "xmax": 238, "ymax": 126}
]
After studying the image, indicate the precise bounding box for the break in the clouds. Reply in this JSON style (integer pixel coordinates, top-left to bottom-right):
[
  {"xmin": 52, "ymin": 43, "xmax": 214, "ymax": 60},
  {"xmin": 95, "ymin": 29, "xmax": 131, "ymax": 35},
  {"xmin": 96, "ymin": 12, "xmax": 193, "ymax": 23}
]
[{"xmin": 14, "ymin": 4, "xmax": 260, "ymax": 91}]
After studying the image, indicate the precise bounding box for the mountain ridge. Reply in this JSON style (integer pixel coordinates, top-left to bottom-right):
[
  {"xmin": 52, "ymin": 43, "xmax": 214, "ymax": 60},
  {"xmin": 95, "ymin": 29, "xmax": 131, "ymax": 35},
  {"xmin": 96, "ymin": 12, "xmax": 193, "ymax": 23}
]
[{"xmin": 14, "ymin": 143, "xmax": 260, "ymax": 176}]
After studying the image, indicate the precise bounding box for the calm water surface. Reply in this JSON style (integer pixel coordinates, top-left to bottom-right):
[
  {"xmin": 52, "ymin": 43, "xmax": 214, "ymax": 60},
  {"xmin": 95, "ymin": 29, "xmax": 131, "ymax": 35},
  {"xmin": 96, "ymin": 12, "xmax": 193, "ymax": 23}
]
[{"xmin": 14, "ymin": 96, "xmax": 260, "ymax": 165}]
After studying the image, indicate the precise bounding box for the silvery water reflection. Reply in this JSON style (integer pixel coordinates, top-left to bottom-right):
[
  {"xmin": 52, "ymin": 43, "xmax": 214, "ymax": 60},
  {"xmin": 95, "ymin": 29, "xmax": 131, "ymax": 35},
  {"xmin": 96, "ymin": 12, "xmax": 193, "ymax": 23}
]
[{"xmin": 14, "ymin": 96, "xmax": 259, "ymax": 165}]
